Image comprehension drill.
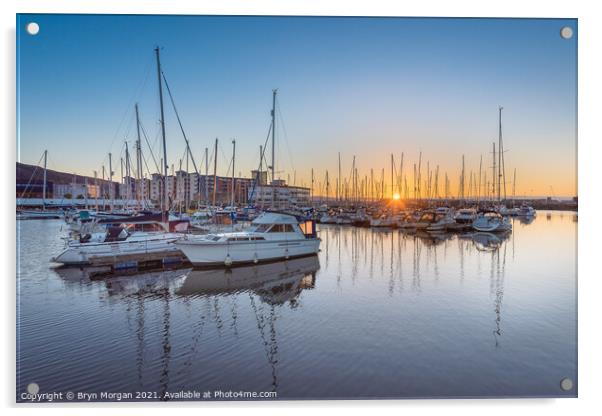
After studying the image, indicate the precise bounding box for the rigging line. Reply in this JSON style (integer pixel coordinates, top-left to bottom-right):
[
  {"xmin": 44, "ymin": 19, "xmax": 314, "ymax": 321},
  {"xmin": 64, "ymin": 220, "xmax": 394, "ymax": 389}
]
[
  {"xmin": 275, "ymin": 102, "xmax": 296, "ymax": 174},
  {"xmin": 160, "ymin": 71, "xmax": 200, "ymax": 176},
  {"xmin": 223, "ymin": 153, "xmax": 234, "ymax": 178},
  {"xmin": 261, "ymin": 122, "xmax": 273, "ymax": 165},
  {"xmin": 217, "ymin": 142, "xmax": 230, "ymax": 170},
  {"xmin": 151, "ymin": 127, "xmax": 162, "ymax": 164},
  {"xmin": 104, "ymin": 55, "xmax": 154, "ymax": 168},
  {"xmin": 138, "ymin": 119, "xmax": 161, "ymax": 173},
  {"xmin": 122, "ymin": 114, "xmax": 136, "ymax": 145},
  {"xmin": 248, "ymin": 122, "xmax": 273, "ymax": 202},
  {"xmin": 207, "ymin": 145, "xmax": 215, "ymax": 172},
  {"xmin": 140, "ymin": 150, "xmax": 154, "ymax": 182},
  {"xmin": 179, "ymin": 147, "xmax": 188, "ymax": 170},
  {"xmin": 18, "ymin": 151, "xmax": 45, "ymax": 199}
]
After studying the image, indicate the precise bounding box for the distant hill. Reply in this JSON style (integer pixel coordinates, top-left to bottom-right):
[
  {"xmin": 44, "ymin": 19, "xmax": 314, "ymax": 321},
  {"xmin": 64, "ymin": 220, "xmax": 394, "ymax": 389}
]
[{"xmin": 16, "ymin": 162, "xmax": 117, "ymax": 186}]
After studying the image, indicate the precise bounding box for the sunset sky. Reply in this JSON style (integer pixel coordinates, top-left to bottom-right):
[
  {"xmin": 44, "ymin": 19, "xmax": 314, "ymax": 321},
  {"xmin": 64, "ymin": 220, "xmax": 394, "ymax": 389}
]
[{"xmin": 17, "ymin": 15, "xmax": 577, "ymax": 197}]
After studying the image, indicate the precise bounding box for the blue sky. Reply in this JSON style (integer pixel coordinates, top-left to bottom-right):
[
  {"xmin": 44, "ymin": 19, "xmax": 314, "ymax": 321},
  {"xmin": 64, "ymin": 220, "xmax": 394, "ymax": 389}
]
[{"xmin": 17, "ymin": 15, "xmax": 577, "ymax": 196}]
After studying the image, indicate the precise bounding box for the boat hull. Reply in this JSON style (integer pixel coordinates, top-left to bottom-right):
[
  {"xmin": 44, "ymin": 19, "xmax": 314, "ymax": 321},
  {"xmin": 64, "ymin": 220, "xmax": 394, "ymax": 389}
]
[
  {"xmin": 52, "ymin": 235, "xmax": 182, "ymax": 266},
  {"xmin": 175, "ymin": 237, "xmax": 321, "ymax": 267},
  {"xmin": 17, "ymin": 210, "xmax": 62, "ymax": 220}
]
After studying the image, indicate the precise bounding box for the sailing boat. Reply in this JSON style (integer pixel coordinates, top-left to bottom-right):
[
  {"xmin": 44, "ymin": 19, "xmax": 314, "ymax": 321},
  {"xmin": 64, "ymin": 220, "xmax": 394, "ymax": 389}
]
[
  {"xmin": 491, "ymin": 106, "xmax": 513, "ymax": 231},
  {"xmin": 52, "ymin": 48, "xmax": 191, "ymax": 266}
]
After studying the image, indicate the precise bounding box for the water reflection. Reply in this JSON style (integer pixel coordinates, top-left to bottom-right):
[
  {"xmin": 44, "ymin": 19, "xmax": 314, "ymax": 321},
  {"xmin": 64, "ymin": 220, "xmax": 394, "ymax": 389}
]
[
  {"xmin": 317, "ymin": 226, "xmax": 515, "ymax": 348},
  {"xmin": 518, "ymin": 216, "xmax": 535, "ymax": 225},
  {"xmin": 179, "ymin": 256, "xmax": 319, "ymax": 305},
  {"xmin": 54, "ymin": 266, "xmax": 190, "ymax": 298},
  {"xmin": 17, "ymin": 212, "xmax": 577, "ymax": 399},
  {"xmin": 53, "ymin": 256, "xmax": 320, "ymax": 396}
]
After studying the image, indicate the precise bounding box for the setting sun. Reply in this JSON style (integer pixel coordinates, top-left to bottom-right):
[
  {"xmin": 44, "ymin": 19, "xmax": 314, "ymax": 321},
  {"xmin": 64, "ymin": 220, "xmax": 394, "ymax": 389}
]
[{"xmin": 392, "ymin": 193, "xmax": 401, "ymax": 200}]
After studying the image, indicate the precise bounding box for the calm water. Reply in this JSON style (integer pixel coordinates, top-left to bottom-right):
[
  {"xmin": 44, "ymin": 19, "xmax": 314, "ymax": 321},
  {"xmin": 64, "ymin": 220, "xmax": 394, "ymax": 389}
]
[{"xmin": 16, "ymin": 211, "xmax": 577, "ymax": 401}]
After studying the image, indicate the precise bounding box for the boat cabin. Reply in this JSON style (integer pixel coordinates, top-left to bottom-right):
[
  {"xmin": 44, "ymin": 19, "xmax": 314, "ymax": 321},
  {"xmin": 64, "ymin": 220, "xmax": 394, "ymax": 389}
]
[{"xmin": 201, "ymin": 212, "xmax": 318, "ymax": 242}]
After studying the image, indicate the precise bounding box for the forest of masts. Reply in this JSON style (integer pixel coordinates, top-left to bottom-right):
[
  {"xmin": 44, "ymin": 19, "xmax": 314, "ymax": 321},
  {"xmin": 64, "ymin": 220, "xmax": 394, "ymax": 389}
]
[
  {"xmin": 308, "ymin": 147, "xmax": 515, "ymax": 208},
  {"xmin": 309, "ymin": 107, "xmax": 515, "ymax": 208}
]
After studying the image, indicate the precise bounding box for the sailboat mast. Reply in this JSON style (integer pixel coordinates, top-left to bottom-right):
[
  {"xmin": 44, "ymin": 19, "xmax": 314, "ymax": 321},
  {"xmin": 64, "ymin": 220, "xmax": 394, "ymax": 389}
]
[
  {"xmin": 135, "ymin": 103, "xmax": 143, "ymax": 208},
  {"xmin": 271, "ymin": 89, "xmax": 277, "ymax": 184},
  {"xmin": 125, "ymin": 141, "xmax": 131, "ymax": 206},
  {"xmin": 94, "ymin": 170, "xmax": 98, "ymax": 212},
  {"xmin": 311, "ymin": 168, "xmax": 314, "ymax": 205},
  {"xmin": 231, "ymin": 139, "xmax": 236, "ymax": 207},
  {"xmin": 478, "ymin": 155, "xmax": 482, "ymax": 204},
  {"xmin": 101, "ymin": 165, "xmax": 106, "ymax": 209},
  {"xmin": 370, "ymin": 168, "xmax": 374, "ymax": 202},
  {"xmin": 417, "ymin": 152, "xmax": 422, "ymax": 200},
  {"xmin": 337, "ymin": 152, "xmax": 341, "ymax": 204},
  {"xmin": 461, "ymin": 155, "xmax": 465, "ymax": 202},
  {"xmin": 492, "ymin": 142, "xmax": 496, "ymax": 203},
  {"xmin": 399, "ymin": 153, "xmax": 404, "ymax": 197},
  {"xmin": 390, "ymin": 154, "xmax": 394, "ymax": 199},
  {"xmin": 212, "ymin": 138, "xmax": 218, "ymax": 207},
  {"xmin": 204, "ymin": 147, "xmax": 209, "ymax": 205},
  {"xmin": 120, "ymin": 157, "xmax": 125, "ymax": 209},
  {"xmin": 108, "ymin": 152, "xmax": 114, "ymax": 211},
  {"xmin": 155, "ymin": 46, "xmax": 169, "ymax": 217},
  {"xmin": 42, "ymin": 150, "xmax": 47, "ymax": 209},
  {"xmin": 498, "ymin": 106, "xmax": 503, "ymax": 203}
]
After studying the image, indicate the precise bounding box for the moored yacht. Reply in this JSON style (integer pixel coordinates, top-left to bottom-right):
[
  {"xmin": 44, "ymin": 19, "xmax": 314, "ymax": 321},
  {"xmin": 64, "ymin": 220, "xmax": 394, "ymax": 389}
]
[
  {"xmin": 335, "ymin": 213, "xmax": 354, "ymax": 225},
  {"xmin": 319, "ymin": 213, "xmax": 337, "ymax": 224},
  {"xmin": 410, "ymin": 211, "xmax": 454, "ymax": 232},
  {"xmin": 472, "ymin": 210, "xmax": 512, "ymax": 232},
  {"xmin": 174, "ymin": 212, "xmax": 320, "ymax": 267},
  {"xmin": 51, "ymin": 213, "xmax": 189, "ymax": 266},
  {"xmin": 370, "ymin": 213, "xmax": 397, "ymax": 228},
  {"xmin": 517, "ymin": 204, "xmax": 536, "ymax": 217},
  {"xmin": 454, "ymin": 208, "xmax": 477, "ymax": 224}
]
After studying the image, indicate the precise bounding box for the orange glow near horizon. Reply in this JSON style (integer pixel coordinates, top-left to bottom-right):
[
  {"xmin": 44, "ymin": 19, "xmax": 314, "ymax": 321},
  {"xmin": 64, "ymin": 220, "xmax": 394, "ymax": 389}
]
[{"xmin": 392, "ymin": 193, "xmax": 401, "ymax": 201}]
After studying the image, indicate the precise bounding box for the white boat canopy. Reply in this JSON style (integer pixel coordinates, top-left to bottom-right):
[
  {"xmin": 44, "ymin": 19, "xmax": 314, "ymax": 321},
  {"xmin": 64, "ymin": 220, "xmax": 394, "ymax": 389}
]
[{"xmin": 251, "ymin": 212, "xmax": 300, "ymax": 225}]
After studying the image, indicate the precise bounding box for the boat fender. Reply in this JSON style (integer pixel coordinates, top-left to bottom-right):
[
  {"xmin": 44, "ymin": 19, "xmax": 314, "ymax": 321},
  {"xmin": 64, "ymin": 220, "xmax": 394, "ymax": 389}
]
[
  {"xmin": 253, "ymin": 253, "xmax": 258, "ymax": 264},
  {"xmin": 225, "ymin": 254, "xmax": 233, "ymax": 267},
  {"xmin": 285, "ymin": 248, "xmax": 289, "ymax": 260}
]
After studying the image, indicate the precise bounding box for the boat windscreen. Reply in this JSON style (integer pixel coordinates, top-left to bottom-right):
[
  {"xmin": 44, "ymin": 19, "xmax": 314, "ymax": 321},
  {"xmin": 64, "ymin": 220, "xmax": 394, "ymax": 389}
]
[{"xmin": 254, "ymin": 224, "xmax": 271, "ymax": 233}]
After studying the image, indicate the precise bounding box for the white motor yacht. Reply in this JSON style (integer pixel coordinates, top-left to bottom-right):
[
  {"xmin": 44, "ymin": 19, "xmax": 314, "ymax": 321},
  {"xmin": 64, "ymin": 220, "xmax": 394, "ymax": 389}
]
[
  {"xmin": 174, "ymin": 212, "xmax": 320, "ymax": 267},
  {"xmin": 517, "ymin": 204, "xmax": 537, "ymax": 217},
  {"xmin": 472, "ymin": 211, "xmax": 512, "ymax": 232},
  {"xmin": 454, "ymin": 208, "xmax": 477, "ymax": 224},
  {"xmin": 409, "ymin": 211, "xmax": 454, "ymax": 232}
]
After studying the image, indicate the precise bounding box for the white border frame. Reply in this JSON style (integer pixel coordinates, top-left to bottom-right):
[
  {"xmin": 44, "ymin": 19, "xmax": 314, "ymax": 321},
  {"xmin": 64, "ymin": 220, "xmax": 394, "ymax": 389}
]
[{"xmin": 3, "ymin": 1, "xmax": 600, "ymax": 415}]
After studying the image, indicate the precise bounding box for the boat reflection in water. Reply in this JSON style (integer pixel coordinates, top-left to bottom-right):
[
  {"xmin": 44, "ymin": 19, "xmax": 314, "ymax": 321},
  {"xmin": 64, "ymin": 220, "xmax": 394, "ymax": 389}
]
[
  {"xmin": 54, "ymin": 255, "xmax": 319, "ymax": 303},
  {"xmin": 53, "ymin": 255, "xmax": 320, "ymax": 396},
  {"xmin": 53, "ymin": 265, "xmax": 191, "ymax": 297},
  {"xmin": 105, "ymin": 269, "xmax": 190, "ymax": 298},
  {"xmin": 518, "ymin": 215, "xmax": 536, "ymax": 225},
  {"xmin": 178, "ymin": 255, "xmax": 319, "ymax": 305},
  {"xmin": 462, "ymin": 231, "xmax": 512, "ymax": 252}
]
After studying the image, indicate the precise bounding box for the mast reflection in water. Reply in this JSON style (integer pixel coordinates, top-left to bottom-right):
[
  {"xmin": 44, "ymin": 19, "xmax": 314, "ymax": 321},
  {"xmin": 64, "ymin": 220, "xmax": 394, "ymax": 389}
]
[{"xmin": 16, "ymin": 211, "xmax": 576, "ymax": 400}]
